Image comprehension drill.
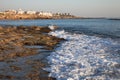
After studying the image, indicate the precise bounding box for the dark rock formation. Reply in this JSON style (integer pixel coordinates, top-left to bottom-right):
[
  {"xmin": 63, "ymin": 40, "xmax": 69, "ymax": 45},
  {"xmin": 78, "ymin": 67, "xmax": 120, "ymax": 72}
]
[{"xmin": 0, "ymin": 25, "xmax": 64, "ymax": 80}]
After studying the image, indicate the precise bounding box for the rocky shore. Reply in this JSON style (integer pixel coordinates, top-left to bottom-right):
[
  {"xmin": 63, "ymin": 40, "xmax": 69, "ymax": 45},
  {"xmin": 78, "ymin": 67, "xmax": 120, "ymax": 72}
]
[{"xmin": 0, "ymin": 25, "xmax": 64, "ymax": 80}]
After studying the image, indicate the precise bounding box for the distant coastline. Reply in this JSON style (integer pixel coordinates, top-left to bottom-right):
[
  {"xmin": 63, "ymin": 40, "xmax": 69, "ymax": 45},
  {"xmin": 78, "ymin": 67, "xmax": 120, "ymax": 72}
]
[
  {"xmin": 0, "ymin": 9, "xmax": 79, "ymax": 20},
  {"xmin": 107, "ymin": 18, "xmax": 120, "ymax": 21},
  {"xmin": 1, "ymin": 9, "xmax": 119, "ymax": 20}
]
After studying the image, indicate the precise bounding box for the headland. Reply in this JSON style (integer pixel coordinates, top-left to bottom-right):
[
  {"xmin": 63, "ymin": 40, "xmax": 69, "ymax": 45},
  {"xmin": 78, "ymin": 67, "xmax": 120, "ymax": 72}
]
[{"xmin": 0, "ymin": 9, "xmax": 78, "ymax": 20}]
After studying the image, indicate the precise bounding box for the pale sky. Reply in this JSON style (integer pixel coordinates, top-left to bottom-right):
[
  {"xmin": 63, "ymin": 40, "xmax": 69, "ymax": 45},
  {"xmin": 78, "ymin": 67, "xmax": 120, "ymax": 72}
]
[{"xmin": 0, "ymin": 0, "xmax": 120, "ymax": 18}]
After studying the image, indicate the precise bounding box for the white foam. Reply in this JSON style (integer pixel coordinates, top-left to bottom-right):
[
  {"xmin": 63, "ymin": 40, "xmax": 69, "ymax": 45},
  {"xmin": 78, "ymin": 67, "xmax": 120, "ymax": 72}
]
[
  {"xmin": 46, "ymin": 30, "xmax": 120, "ymax": 80},
  {"xmin": 48, "ymin": 25, "xmax": 57, "ymax": 30}
]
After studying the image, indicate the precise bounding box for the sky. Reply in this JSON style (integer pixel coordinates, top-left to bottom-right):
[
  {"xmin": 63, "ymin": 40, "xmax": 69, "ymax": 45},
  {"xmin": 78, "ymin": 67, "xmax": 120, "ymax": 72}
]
[{"xmin": 0, "ymin": 0, "xmax": 120, "ymax": 18}]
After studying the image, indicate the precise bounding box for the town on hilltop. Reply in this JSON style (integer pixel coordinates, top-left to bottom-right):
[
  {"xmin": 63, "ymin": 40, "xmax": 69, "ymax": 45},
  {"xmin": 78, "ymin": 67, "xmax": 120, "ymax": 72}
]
[{"xmin": 0, "ymin": 9, "xmax": 77, "ymax": 20}]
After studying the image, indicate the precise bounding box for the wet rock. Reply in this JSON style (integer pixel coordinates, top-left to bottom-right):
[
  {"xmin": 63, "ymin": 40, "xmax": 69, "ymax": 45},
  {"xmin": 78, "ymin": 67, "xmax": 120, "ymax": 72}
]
[
  {"xmin": 10, "ymin": 65, "xmax": 22, "ymax": 72},
  {"xmin": 0, "ymin": 25, "xmax": 63, "ymax": 80},
  {"xmin": 0, "ymin": 75, "xmax": 15, "ymax": 79},
  {"xmin": 0, "ymin": 26, "xmax": 3, "ymax": 30}
]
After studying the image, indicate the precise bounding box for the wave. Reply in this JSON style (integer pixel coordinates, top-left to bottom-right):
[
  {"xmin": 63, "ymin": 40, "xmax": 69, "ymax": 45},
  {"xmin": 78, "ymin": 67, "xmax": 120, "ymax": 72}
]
[
  {"xmin": 45, "ymin": 30, "xmax": 120, "ymax": 80},
  {"xmin": 62, "ymin": 27, "xmax": 120, "ymax": 39}
]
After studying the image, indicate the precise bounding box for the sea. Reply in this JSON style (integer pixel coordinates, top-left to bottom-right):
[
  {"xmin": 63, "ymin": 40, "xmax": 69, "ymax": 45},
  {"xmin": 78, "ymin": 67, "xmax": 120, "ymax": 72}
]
[{"xmin": 0, "ymin": 19, "xmax": 120, "ymax": 80}]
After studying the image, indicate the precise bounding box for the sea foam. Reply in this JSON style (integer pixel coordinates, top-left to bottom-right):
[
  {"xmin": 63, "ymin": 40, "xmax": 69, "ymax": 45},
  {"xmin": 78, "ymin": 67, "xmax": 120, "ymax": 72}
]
[{"xmin": 46, "ymin": 30, "xmax": 120, "ymax": 80}]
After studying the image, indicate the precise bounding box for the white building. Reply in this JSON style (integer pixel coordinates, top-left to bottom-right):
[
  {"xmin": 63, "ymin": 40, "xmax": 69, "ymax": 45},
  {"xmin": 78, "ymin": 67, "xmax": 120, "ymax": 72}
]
[
  {"xmin": 5, "ymin": 9, "xmax": 17, "ymax": 14},
  {"xmin": 0, "ymin": 12, "xmax": 4, "ymax": 14},
  {"xmin": 38, "ymin": 12, "xmax": 53, "ymax": 17},
  {"xmin": 17, "ymin": 9, "xmax": 24, "ymax": 14},
  {"xmin": 26, "ymin": 11, "xmax": 36, "ymax": 15}
]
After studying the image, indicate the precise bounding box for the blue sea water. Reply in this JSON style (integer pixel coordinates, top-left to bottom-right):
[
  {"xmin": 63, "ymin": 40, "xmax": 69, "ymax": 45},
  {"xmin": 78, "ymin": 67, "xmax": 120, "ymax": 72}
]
[
  {"xmin": 0, "ymin": 19, "xmax": 120, "ymax": 80},
  {"xmin": 0, "ymin": 19, "xmax": 120, "ymax": 39}
]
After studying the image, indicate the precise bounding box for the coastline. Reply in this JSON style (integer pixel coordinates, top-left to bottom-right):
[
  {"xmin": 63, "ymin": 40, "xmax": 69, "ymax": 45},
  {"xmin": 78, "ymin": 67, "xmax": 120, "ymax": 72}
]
[
  {"xmin": 0, "ymin": 25, "xmax": 64, "ymax": 80},
  {"xmin": 0, "ymin": 19, "xmax": 120, "ymax": 80},
  {"xmin": 0, "ymin": 14, "xmax": 79, "ymax": 20}
]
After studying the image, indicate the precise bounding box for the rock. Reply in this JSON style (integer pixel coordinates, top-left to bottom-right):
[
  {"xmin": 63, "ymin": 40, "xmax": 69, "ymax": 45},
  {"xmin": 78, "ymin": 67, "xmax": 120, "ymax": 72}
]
[
  {"xmin": 0, "ymin": 25, "xmax": 63, "ymax": 80},
  {"xmin": 0, "ymin": 75, "xmax": 15, "ymax": 79},
  {"xmin": 35, "ymin": 27, "xmax": 41, "ymax": 31},
  {"xmin": 10, "ymin": 65, "xmax": 22, "ymax": 72},
  {"xmin": 0, "ymin": 25, "xmax": 63, "ymax": 60},
  {"xmin": 0, "ymin": 26, "xmax": 3, "ymax": 30}
]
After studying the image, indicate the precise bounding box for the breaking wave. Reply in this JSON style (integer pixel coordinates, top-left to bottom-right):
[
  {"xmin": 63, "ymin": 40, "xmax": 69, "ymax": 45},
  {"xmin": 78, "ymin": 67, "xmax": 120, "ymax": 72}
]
[{"xmin": 46, "ymin": 30, "xmax": 120, "ymax": 80}]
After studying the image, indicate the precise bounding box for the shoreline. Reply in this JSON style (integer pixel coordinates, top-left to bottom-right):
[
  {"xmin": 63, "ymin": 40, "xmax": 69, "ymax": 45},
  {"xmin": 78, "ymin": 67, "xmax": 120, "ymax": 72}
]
[
  {"xmin": 0, "ymin": 14, "xmax": 79, "ymax": 20},
  {"xmin": 0, "ymin": 25, "xmax": 64, "ymax": 80}
]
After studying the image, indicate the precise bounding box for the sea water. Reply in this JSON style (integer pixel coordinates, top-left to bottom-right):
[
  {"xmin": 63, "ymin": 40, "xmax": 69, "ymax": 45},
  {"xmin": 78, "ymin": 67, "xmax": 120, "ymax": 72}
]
[
  {"xmin": 0, "ymin": 19, "xmax": 120, "ymax": 80},
  {"xmin": 47, "ymin": 30, "xmax": 120, "ymax": 80}
]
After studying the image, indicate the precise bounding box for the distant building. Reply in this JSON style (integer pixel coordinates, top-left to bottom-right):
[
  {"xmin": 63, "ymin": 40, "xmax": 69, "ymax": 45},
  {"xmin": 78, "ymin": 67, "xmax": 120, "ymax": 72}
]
[
  {"xmin": 0, "ymin": 12, "xmax": 4, "ymax": 14},
  {"xmin": 5, "ymin": 9, "xmax": 17, "ymax": 14},
  {"xmin": 54, "ymin": 13, "xmax": 60, "ymax": 16},
  {"xmin": 26, "ymin": 11, "xmax": 36, "ymax": 15},
  {"xmin": 53, "ymin": 13, "xmax": 71, "ymax": 16},
  {"xmin": 38, "ymin": 12, "xmax": 53, "ymax": 17},
  {"xmin": 17, "ymin": 9, "xmax": 24, "ymax": 14}
]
